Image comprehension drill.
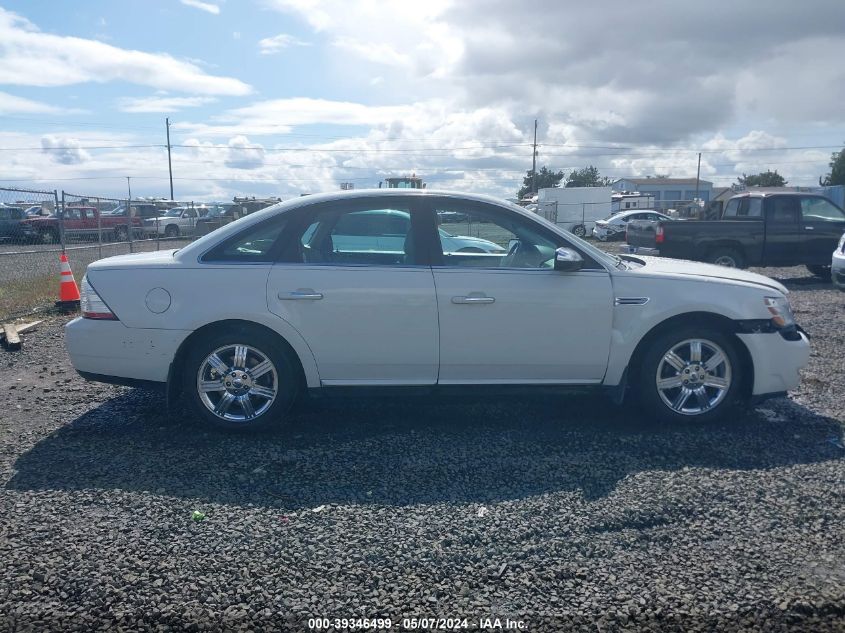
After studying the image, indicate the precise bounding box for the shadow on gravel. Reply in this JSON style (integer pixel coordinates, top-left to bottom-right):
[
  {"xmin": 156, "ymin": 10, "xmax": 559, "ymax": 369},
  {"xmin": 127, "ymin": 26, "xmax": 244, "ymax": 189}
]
[{"xmin": 7, "ymin": 390, "xmax": 844, "ymax": 507}]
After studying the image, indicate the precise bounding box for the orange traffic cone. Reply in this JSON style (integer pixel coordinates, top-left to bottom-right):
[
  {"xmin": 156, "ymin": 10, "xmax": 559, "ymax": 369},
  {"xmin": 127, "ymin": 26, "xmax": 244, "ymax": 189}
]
[{"xmin": 56, "ymin": 252, "xmax": 81, "ymax": 311}]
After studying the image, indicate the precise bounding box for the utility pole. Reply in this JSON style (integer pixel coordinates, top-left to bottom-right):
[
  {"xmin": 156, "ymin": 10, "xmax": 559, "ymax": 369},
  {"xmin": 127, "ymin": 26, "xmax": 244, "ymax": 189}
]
[
  {"xmin": 166, "ymin": 117, "xmax": 174, "ymax": 200},
  {"xmin": 694, "ymin": 152, "xmax": 701, "ymax": 201},
  {"xmin": 531, "ymin": 119, "xmax": 538, "ymax": 195},
  {"xmin": 126, "ymin": 176, "xmax": 132, "ymax": 202}
]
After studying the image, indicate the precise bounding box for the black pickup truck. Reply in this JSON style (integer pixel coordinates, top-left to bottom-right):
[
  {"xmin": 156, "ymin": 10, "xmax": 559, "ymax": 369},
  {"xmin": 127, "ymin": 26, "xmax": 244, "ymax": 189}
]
[{"xmin": 626, "ymin": 191, "xmax": 845, "ymax": 277}]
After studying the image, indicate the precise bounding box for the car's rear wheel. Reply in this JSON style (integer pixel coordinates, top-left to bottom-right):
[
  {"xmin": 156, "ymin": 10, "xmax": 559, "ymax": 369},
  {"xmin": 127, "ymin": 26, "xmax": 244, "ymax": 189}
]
[
  {"xmin": 183, "ymin": 329, "xmax": 298, "ymax": 431},
  {"xmin": 165, "ymin": 224, "xmax": 179, "ymax": 238},
  {"xmin": 113, "ymin": 226, "xmax": 128, "ymax": 242},
  {"xmin": 39, "ymin": 229, "xmax": 59, "ymax": 244},
  {"xmin": 637, "ymin": 327, "xmax": 744, "ymax": 424},
  {"xmin": 806, "ymin": 264, "xmax": 832, "ymax": 280},
  {"xmin": 572, "ymin": 224, "xmax": 587, "ymax": 238},
  {"xmin": 708, "ymin": 247, "xmax": 745, "ymax": 269}
]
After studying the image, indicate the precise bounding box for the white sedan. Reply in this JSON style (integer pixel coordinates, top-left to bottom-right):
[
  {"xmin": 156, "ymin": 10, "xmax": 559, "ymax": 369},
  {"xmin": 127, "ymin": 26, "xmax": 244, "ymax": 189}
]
[
  {"xmin": 592, "ymin": 210, "xmax": 673, "ymax": 241},
  {"xmin": 66, "ymin": 190, "xmax": 810, "ymax": 431}
]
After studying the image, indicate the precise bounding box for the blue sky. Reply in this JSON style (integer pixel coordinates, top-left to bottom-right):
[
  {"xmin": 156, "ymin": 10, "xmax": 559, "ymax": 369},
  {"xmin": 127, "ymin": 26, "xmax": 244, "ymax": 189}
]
[{"xmin": 1, "ymin": 1, "xmax": 844, "ymax": 201}]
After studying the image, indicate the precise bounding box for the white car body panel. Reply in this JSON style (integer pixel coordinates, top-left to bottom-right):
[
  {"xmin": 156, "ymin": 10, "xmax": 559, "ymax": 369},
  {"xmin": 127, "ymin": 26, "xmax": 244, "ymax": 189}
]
[
  {"xmin": 65, "ymin": 189, "xmax": 811, "ymax": 402},
  {"xmin": 833, "ymin": 234, "xmax": 845, "ymax": 290},
  {"xmin": 266, "ymin": 264, "xmax": 438, "ymax": 384},
  {"xmin": 433, "ymin": 268, "xmax": 612, "ymax": 383}
]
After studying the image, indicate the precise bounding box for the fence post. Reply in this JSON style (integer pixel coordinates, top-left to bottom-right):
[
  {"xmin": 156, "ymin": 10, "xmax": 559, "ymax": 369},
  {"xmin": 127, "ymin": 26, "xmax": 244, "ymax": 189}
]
[
  {"xmin": 156, "ymin": 209, "xmax": 160, "ymax": 251},
  {"xmin": 96, "ymin": 196, "xmax": 102, "ymax": 260},
  {"xmin": 127, "ymin": 198, "xmax": 134, "ymax": 253},
  {"xmin": 59, "ymin": 190, "xmax": 66, "ymax": 253}
]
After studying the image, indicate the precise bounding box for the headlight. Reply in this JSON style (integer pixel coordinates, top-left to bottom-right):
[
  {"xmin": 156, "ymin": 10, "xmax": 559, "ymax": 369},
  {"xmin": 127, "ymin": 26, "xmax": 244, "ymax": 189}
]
[
  {"xmin": 838, "ymin": 233, "xmax": 845, "ymax": 252},
  {"xmin": 764, "ymin": 296, "xmax": 794, "ymax": 328}
]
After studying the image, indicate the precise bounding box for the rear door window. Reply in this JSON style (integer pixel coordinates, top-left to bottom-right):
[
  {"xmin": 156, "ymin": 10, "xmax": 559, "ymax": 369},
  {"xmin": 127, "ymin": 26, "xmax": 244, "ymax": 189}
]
[
  {"xmin": 769, "ymin": 197, "xmax": 800, "ymax": 224},
  {"xmin": 723, "ymin": 198, "xmax": 741, "ymax": 217}
]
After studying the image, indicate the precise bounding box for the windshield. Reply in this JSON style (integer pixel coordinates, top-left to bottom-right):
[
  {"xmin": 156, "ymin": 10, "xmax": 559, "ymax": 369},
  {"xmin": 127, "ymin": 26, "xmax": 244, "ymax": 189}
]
[
  {"xmin": 506, "ymin": 201, "xmax": 627, "ymax": 270},
  {"xmin": 163, "ymin": 208, "xmax": 184, "ymax": 217},
  {"xmin": 205, "ymin": 205, "xmax": 230, "ymax": 217}
]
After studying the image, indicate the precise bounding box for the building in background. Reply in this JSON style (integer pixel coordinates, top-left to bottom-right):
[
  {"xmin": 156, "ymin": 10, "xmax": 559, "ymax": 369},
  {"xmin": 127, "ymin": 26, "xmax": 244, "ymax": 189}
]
[{"xmin": 611, "ymin": 178, "xmax": 713, "ymax": 210}]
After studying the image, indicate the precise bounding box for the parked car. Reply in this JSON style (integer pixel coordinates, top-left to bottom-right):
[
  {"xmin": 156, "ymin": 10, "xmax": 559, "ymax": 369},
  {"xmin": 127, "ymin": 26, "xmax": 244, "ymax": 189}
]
[
  {"xmin": 143, "ymin": 206, "xmax": 209, "ymax": 238},
  {"xmin": 833, "ymin": 232, "xmax": 845, "ymax": 291},
  {"xmin": 592, "ymin": 210, "xmax": 673, "ymax": 241},
  {"xmin": 626, "ymin": 192, "xmax": 845, "ymax": 277},
  {"xmin": 21, "ymin": 206, "xmax": 143, "ymax": 243},
  {"xmin": 0, "ymin": 204, "xmax": 37, "ymax": 242},
  {"xmin": 23, "ymin": 205, "xmax": 50, "ymax": 218},
  {"xmin": 66, "ymin": 190, "xmax": 810, "ymax": 432},
  {"xmin": 194, "ymin": 203, "xmax": 246, "ymax": 235}
]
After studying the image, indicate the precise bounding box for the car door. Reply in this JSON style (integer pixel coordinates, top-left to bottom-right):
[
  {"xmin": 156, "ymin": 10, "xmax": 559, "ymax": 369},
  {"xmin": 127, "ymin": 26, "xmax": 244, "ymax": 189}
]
[
  {"xmin": 798, "ymin": 196, "xmax": 845, "ymax": 264},
  {"xmin": 424, "ymin": 199, "xmax": 614, "ymax": 384},
  {"xmin": 266, "ymin": 197, "xmax": 438, "ymax": 385},
  {"xmin": 763, "ymin": 196, "xmax": 803, "ymax": 266}
]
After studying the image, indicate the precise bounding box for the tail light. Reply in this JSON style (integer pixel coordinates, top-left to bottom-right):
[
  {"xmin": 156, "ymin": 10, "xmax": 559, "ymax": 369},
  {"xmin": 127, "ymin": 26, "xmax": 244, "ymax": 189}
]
[
  {"xmin": 655, "ymin": 225, "xmax": 665, "ymax": 244},
  {"xmin": 81, "ymin": 276, "xmax": 118, "ymax": 320}
]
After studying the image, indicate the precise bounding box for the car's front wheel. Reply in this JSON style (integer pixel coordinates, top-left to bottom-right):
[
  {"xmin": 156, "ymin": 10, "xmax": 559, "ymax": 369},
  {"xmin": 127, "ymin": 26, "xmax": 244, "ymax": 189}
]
[
  {"xmin": 637, "ymin": 327, "xmax": 744, "ymax": 424},
  {"xmin": 806, "ymin": 264, "xmax": 832, "ymax": 280},
  {"xmin": 183, "ymin": 329, "xmax": 298, "ymax": 431}
]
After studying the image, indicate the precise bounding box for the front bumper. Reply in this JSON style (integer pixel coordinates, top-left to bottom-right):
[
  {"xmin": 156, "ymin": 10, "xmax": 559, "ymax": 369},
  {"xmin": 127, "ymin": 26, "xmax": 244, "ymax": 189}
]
[
  {"xmin": 65, "ymin": 317, "xmax": 190, "ymax": 384},
  {"xmin": 736, "ymin": 330, "xmax": 810, "ymax": 396},
  {"xmin": 832, "ymin": 249, "xmax": 845, "ymax": 291},
  {"xmin": 626, "ymin": 245, "xmax": 660, "ymax": 255}
]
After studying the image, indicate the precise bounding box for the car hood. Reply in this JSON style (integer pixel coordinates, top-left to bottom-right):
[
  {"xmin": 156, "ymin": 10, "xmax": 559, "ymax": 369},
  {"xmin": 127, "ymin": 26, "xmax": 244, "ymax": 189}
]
[
  {"xmin": 626, "ymin": 256, "xmax": 788, "ymax": 294},
  {"xmin": 87, "ymin": 249, "xmax": 179, "ymax": 270}
]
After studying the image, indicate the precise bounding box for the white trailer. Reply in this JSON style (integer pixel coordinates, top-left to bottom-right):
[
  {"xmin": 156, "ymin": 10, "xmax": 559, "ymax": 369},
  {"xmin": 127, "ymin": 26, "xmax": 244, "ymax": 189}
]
[{"xmin": 536, "ymin": 186, "xmax": 612, "ymax": 237}]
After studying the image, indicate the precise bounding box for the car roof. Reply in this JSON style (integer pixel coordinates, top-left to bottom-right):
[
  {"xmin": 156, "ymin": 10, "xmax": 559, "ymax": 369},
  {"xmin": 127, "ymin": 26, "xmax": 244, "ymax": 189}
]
[
  {"xmin": 612, "ymin": 209, "xmax": 665, "ymax": 218},
  {"xmin": 731, "ymin": 191, "xmax": 819, "ymax": 198}
]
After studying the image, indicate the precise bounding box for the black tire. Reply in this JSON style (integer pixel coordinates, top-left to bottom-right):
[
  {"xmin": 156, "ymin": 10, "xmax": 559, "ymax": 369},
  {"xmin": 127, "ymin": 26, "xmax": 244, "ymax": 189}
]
[
  {"xmin": 806, "ymin": 264, "xmax": 832, "ymax": 280},
  {"xmin": 164, "ymin": 224, "xmax": 180, "ymax": 238},
  {"xmin": 572, "ymin": 225, "xmax": 587, "ymax": 238},
  {"xmin": 113, "ymin": 226, "xmax": 128, "ymax": 242},
  {"xmin": 636, "ymin": 325, "xmax": 745, "ymax": 424},
  {"xmin": 40, "ymin": 229, "xmax": 59, "ymax": 244},
  {"xmin": 708, "ymin": 247, "xmax": 745, "ymax": 269},
  {"xmin": 183, "ymin": 326, "xmax": 299, "ymax": 432}
]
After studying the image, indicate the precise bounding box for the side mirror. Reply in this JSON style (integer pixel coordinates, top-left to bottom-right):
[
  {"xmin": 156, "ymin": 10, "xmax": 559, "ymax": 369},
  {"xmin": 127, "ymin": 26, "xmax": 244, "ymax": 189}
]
[
  {"xmin": 554, "ymin": 247, "xmax": 583, "ymax": 272},
  {"xmin": 182, "ymin": 213, "xmax": 190, "ymax": 218},
  {"xmin": 507, "ymin": 238, "xmax": 519, "ymax": 253}
]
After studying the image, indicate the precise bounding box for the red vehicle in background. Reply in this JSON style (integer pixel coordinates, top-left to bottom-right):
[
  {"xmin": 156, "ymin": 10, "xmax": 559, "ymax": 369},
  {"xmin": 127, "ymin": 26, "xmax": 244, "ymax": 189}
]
[{"xmin": 20, "ymin": 206, "xmax": 144, "ymax": 244}]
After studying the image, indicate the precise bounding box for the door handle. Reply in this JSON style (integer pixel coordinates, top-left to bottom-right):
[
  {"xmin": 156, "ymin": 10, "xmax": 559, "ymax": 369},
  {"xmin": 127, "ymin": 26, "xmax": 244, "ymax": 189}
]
[
  {"xmin": 452, "ymin": 295, "xmax": 495, "ymax": 304},
  {"xmin": 803, "ymin": 226, "xmax": 814, "ymax": 231},
  {"xmin": 279, "ymin": 290, "xmax": 323, "ymax": 300}
]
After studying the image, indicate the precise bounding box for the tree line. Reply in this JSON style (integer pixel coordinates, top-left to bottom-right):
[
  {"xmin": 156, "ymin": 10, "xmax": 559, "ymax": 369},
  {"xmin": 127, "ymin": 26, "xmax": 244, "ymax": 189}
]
[{"xmin": 517, "ymin": 147, "xmax": 845, "ymax": 199}]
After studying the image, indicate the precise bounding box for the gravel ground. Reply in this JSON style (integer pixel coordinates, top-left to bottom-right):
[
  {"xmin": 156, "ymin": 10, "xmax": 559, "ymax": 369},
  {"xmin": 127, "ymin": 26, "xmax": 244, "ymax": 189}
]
[{"xmin": 0, "ymin": 261, "xmax": 843, "ymax": 632}]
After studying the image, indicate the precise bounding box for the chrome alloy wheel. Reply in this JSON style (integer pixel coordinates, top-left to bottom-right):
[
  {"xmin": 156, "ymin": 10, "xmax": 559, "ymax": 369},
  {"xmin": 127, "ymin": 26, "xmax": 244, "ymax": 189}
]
[
  {"xmin": 196, "ymin": 344, "xmax": 278, "ymax": 422},
  {"xmin": 655, "ymin": 338, "xmax": 732, "ymax": 416}
]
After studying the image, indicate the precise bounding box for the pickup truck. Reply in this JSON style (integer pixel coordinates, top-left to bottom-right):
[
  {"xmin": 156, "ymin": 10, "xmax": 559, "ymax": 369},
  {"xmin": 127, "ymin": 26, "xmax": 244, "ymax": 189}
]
[
  {"xmin": 626, "ymin": 192, "xmax": 845, "ymax": 277},
  {"xmin": 21, "ymin": 206, "xmax": 144, "ymax": 244}
]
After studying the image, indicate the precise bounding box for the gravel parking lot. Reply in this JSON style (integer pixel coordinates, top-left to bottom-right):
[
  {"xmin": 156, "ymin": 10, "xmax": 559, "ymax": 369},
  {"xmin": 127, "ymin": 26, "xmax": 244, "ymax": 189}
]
[{"xmin": 1, "ymin": 260, "xmax": 843, "ymax": 632}]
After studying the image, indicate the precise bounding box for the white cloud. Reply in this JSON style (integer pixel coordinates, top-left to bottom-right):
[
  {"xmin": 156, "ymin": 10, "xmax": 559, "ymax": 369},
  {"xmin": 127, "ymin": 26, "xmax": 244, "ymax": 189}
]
[
  {"xmin": 331, "ymin": 37, "xmax": 409, "ymax": 67},
  {"xmin": 118, "ymin": 95, "xmax": 217, "ymax": 113},
  {"xmin": 224, "ymin": 135, "xmax": 265, "ymax": 169},
  {"xmin": 257, "ymin": 33, "xmax": 309, "ymax": 55},
  {"xmin": 179, "ymin": 0, "xmax": 221, "ymax": 15},
  {"xmin": 0, "ymin": 91, "xmax": 64, "ymax": 115},
  {"xmin": 41, "ymin": 135, "xmax": 91, "ymax": 165},
  {"xmin": 0, "ymin": 7, "xmax": 250, "ymax": 95}
]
